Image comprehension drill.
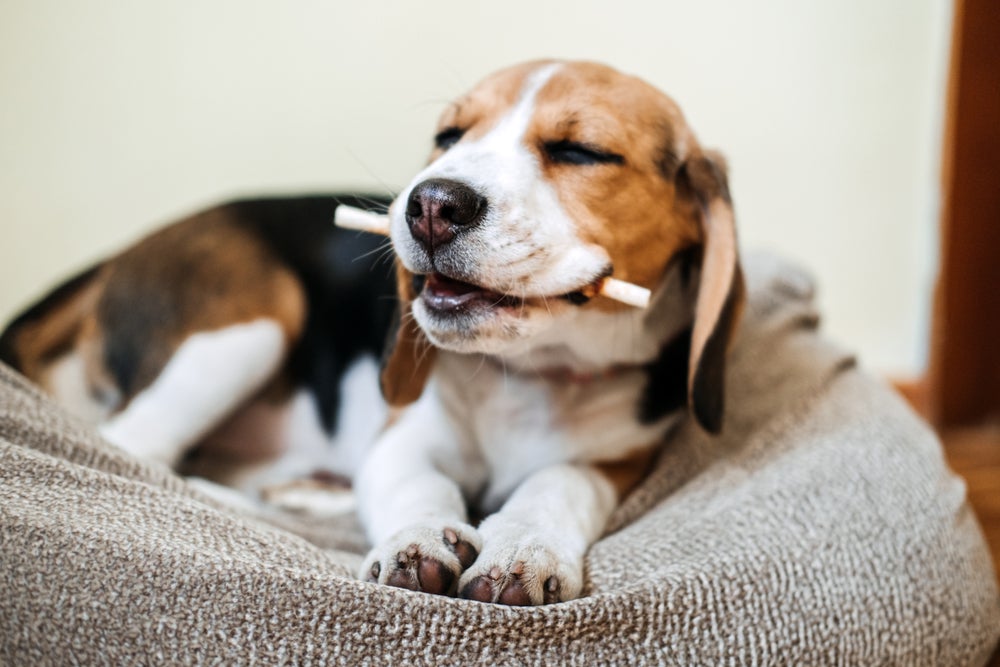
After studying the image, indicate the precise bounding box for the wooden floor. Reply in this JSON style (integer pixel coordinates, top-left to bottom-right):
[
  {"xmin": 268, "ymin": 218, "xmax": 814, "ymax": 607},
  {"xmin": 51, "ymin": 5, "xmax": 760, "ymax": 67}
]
[
  {"xmin": 940, "ymin": 424, "xmax": 1000, "ymax": 665},
  {"xmin": 942, "ymin": 424, "xmax": 1000, "ymax": 568}
]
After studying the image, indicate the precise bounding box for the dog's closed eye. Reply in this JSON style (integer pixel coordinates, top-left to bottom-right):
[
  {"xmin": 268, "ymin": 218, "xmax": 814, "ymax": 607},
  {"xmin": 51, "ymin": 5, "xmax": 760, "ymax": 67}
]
[
  {"xmin": 543, "ymin": 140, "xmax": 624, "ymax": 166},
  {"xmin": 435, "ymin": 127, "xmax": 466, "ymax": 151}
]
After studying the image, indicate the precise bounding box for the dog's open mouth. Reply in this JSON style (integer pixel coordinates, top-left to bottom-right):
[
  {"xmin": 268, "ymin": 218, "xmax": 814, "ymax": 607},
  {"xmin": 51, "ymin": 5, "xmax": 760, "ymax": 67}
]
[
  {"xmin": 416, "ymin": 272, "xmax": 603, "ymax": 316},
  {"xmin": 419, "ymin": 273, "xmax": 523, "ymax": 313}
]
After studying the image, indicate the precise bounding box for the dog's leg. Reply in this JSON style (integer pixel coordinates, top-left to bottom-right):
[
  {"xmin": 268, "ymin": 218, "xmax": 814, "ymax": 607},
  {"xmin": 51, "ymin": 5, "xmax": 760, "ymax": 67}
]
[
  {"xmin": 99, "ymin": 319, "xmax": 286, "ymax": 467},
  {"xmin": 356, "ymin": 389, "xmax": 485, "ymax": 596},
  {"xmin": 458, "ymin": 463, "xmax": 618, "ymax": 605}
]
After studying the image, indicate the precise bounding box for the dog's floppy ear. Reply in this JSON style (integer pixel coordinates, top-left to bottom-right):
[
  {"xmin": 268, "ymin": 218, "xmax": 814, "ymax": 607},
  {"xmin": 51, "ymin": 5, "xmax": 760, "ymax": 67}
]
[
  {"xmin": 380, "ymin": 262, "xmax": 436, "ymax": 406},
  {"xmin": 676, "ymin": 150, "xmax": 746, "ymax": 434}
]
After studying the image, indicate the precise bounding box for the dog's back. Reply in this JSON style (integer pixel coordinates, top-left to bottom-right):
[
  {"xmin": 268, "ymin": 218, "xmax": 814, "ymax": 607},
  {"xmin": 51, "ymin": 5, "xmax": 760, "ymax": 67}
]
[{"xmin": 1, "ymin": 194, "xmax": 396, "ymax": 483}]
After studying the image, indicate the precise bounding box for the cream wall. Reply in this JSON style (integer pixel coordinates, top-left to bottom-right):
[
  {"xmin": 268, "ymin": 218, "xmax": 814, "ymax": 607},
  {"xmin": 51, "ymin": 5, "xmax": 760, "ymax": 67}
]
[{"xmin": 0, "ymin": 0, "xmax": 951, "ymax": 376}]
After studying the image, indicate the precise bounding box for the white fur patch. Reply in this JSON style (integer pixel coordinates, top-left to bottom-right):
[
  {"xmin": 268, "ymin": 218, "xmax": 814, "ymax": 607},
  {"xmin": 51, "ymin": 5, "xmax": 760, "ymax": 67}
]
[
  {"xmin": 459, "ymin": 463, "xmax": 617, "ymax": 603},
  {"xmin": 42, "ymin": 353, "xmax": 116, "ymax": 424},
  {"xmin": 99, "ymin": 319, "xmax": 285, "ymax": 466},
  {"xmin": 433, "ymin": 351, "xmax": 677, "ymax": 511},
  {"xmin": 355, "ymin": 377, "xmax": 486, "ymax": 545}
]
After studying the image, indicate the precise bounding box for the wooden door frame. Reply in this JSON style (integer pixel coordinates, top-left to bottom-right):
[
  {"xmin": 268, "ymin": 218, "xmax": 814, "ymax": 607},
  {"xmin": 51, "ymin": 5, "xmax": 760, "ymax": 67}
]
[{"xmin": 900, "ymin": 0, "xmax": 1000, "ymax": 428}]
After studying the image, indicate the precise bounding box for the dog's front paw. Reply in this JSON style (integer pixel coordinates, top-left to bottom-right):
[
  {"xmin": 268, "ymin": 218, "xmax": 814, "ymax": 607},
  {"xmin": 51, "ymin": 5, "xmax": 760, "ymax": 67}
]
[
  {"xmin": 361, "ymin": 523, "xmax": 480, "ymax": 596},
  {"xmin": 457, "ymin": 537, "xmax": 583, "ymax": 606}
]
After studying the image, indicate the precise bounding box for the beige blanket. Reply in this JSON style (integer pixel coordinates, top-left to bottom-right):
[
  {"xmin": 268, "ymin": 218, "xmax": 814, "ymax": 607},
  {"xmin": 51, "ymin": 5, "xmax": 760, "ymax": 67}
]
[{"xmin": 1, "ymin": 253, "xmax": 998, "ymax": 665}]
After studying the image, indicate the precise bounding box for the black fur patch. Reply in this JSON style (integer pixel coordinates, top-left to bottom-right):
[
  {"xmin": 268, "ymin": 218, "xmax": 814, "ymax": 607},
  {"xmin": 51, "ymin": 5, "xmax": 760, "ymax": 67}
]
[
  {"xmin": 656, "ymin": 123, "xmax": 681, "ymax": 180},
  {"xmin": 234, "ymin": 195, "xmax": 397, "ymax": 433},
  {"xmin": 639, "ymin": 326, "xmax": 692, "ymax": 425},
  {"xmin": 676, "ymin": 154, "xmax": 731, "ymax": 205},
  {"xmin": 97, "ymin": 275, "xmax": 171, "ymax": 398}
]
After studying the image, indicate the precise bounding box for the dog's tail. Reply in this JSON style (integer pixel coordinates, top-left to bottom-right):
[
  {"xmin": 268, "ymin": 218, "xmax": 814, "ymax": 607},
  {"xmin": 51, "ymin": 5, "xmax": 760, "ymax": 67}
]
[{"xmin": 0, "ymin": 263, "xmax": 105, "ymax": 379}]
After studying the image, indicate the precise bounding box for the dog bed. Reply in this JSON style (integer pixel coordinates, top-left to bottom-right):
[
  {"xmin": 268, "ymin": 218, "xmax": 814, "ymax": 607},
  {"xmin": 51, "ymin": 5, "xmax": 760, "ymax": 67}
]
[{"xmin": 1, "ymin": 253, "xmax": 997, "ymax": 665}]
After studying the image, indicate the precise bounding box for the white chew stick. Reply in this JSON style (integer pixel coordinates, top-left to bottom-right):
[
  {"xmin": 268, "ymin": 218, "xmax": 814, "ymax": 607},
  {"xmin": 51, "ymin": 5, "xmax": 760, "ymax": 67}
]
[
  {"xmin": 334, "ymin": 205, "xmax": 391, "ymax": 235},
  {"xmin": 334, "ymin": 205, "xmax": 651, "ymax": 309},
  {"xmin": 597, "ymin": 277, "xmax": 651, "ymax": 309}
]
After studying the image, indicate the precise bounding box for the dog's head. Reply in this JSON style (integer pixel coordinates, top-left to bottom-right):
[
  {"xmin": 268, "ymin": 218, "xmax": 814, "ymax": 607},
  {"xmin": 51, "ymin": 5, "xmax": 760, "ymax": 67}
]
[{"xmin": 381, "ymin": 60, "xmax": 744, "ymax": 433}]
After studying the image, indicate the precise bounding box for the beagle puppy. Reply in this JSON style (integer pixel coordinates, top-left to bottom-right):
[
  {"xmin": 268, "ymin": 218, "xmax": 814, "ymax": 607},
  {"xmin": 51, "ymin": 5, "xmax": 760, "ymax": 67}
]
[
  {"xmin": 358, "ymin": 60, "xmax": 744, "ymax": 605},
  {"xmin": 0, "ymin": 60, "xmax": 744, "ymax": 607}
]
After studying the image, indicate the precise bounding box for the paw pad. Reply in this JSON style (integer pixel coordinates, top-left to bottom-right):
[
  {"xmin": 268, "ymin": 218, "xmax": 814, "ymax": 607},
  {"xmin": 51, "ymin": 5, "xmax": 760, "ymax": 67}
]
[
  {"xmin": 367, "ymin": 526, "xmax": 480, "ymax": 597},
  {"xmin": 384, "ymin": 545, "xmax": 455, "ymax": 594},
  {"xmin": 460, "ymin": 560, "xmax": 543, "ymax": 606}
]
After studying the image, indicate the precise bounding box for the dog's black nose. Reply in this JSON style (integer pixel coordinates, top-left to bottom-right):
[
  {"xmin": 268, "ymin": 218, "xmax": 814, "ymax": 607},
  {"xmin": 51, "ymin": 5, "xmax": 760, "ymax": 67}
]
[{"xmin": 405, "ymin": 179, "xmax": 486, "ymax": 253}]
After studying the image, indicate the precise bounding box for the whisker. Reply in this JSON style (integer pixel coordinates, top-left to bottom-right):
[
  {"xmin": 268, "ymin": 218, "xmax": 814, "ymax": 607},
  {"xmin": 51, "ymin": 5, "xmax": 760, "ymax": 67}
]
[
  {"xmin": 352, "ymin": 238, "xmax": 395, "ymax": 263},
  {"xmin": 468, "ymin": 353, "xmax": 489, "ymax": 382},
  {"xmin": 343, "ymin": 194, "xmax": 393, "ymax": 214},
  {"xmin": 373, "ymin": 244, "xmax": 400, "ymax": 269},
  {"xmin": 414, "ymin": 332, "xmax": 434, "ymax": 368},
  {"xmin": 342, "ymin": 149, "xmax": 399, "ymax": 202}
]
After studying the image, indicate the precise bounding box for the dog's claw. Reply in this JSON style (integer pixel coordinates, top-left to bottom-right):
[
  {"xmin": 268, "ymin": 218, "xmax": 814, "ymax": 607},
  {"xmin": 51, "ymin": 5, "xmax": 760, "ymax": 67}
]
[
  {"xmin": 443, "ymin": 528, "xmax": 478, "ymax": 568},
  {"xmin": 543, "ymin": 575, "xmax": 561, "ymax": 604}
]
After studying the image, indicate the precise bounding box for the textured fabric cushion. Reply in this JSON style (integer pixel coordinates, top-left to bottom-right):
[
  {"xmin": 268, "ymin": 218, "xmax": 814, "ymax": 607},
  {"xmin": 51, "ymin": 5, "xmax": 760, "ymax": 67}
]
[{"xmin": 1, "ymin": 253, "xmax": 998, "ymax": 665}]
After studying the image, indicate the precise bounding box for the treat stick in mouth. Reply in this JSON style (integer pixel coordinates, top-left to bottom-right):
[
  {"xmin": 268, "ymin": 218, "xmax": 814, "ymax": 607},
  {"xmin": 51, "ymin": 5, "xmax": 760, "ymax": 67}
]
[
  {"xmin": 334, "ymin": 205, "xmax": 651, "ymax": 309},
  {"xmin": 335, "ymin": 205, "xmax": 392, "ymax": 235},
  {"xmin": 577, "ymin": 276, "xmax": 651, "ymax": 309}
]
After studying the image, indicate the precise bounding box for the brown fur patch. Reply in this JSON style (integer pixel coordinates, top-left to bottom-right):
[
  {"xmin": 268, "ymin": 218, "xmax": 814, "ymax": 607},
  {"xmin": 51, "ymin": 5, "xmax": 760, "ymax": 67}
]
[
  {"xmin": 593, "ymin": 446, "xmax": 660, "ymax": 500},
  {"xmin": 527, "ymin": 62, "xmax": 702, "ymax": 310},
  {"xmin": 678, "ymin": 155, "xmax": 746, "ymax": 433},
  {"xmin": 380, "ymin": 262, "xmax": 436, "ymax": 406},
  {"xmin": 2, "ymin": 267, "xmax": 106, "ymax": 383},
  {"xmin": 177, "ymin": 389, "xmax": 298, "ymax": 482},
  {"xmin": 93, "ymin": 206, "xmax": 305, "ymax": 402}
]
